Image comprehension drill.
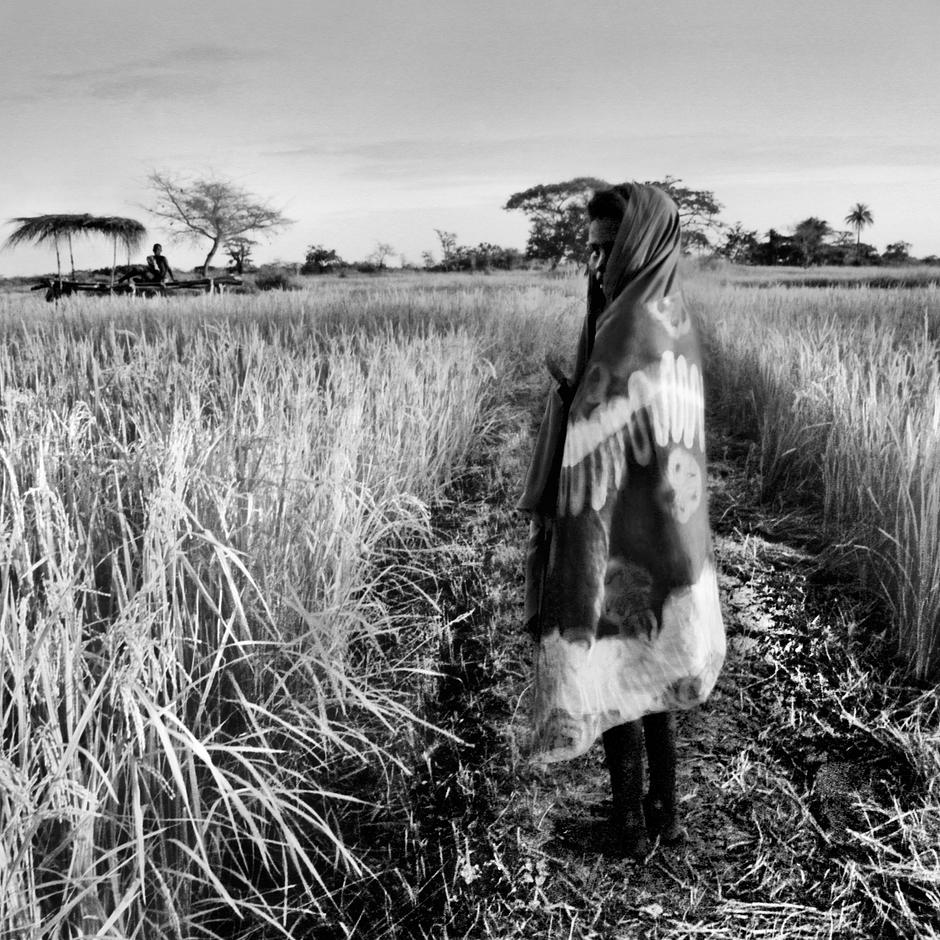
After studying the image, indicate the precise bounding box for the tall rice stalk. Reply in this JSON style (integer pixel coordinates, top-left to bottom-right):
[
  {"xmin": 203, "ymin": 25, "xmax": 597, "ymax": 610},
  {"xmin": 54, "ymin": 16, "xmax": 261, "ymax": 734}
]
[
  {"xmin": 0, "ymin": 285, "xmax": 514, "ymax": 935},
  {"xmin": 694, "ymin": 279, "xmax": 940, "ymax": 677}
]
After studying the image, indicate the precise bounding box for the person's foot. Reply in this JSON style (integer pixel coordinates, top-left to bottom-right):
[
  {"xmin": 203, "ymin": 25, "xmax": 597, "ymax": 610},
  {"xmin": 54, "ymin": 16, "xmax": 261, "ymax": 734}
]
[
  {"xmin": 615, "ymin": 812, "xmax": 650, "ymax": 859},
  {"xmin": 643, "ymin": 794, "xmax": 687, "ymax": 845}
]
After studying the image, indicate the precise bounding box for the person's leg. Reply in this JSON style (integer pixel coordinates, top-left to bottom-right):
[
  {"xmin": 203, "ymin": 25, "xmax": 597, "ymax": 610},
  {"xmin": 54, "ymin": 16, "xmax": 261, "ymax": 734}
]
[
  {"xmin": 642, "ymin": 711, "xmax": 685, "ymax": 843},
  {"xmin": 602, "ymin": 720, "xmax": 647, "ymax": 857}
]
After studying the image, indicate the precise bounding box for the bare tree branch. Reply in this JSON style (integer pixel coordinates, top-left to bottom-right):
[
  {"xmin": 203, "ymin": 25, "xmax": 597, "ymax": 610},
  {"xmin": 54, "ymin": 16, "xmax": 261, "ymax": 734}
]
[{"xmin": 145, "ymin": 172, "xmax": 294, "ymax": 275}]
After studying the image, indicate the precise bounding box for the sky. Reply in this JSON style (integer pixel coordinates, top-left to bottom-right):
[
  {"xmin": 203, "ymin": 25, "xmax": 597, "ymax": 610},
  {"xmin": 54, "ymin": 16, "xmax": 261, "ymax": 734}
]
[{"xmin": 2, "ymin": 0, "xmax": 938, "ymax": 275}]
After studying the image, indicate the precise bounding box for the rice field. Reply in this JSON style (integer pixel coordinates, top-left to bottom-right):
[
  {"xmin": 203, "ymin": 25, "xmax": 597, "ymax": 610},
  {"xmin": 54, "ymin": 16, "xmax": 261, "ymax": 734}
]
[
  {"xmin": 1, "ymin": 268, "xmax": 939, "ymax": 937},
  {"xmin": 689, "ymin": 274, "xmax": 940, "ymax": 676}
]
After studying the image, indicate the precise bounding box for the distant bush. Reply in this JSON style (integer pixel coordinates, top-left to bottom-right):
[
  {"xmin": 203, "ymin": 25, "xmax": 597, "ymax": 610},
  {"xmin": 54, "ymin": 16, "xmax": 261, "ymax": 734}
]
[
  {"xmin": 90, "ymin": 264, "xmax": 155, "ymax": 278},
  {"xmin": 301, "ymin": 245, "xmax": 345, "ymax": 275},
  {"xmin": 424, "ymin": 239, "xmax": 526, "ymax": 272},
  {"xmin": 190, "ymin": 265, "xmax": 228, "ymax": 276},
  {"xmin": 254, "ymin": 265, "xmax": 303, "ymax": 291}
]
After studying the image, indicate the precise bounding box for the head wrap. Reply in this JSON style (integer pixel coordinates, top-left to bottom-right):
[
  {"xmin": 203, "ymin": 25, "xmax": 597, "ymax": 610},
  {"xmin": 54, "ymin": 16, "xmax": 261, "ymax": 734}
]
[{"xmin": 521, "ymin": 183, "xmax": 725, "ymax": 763}]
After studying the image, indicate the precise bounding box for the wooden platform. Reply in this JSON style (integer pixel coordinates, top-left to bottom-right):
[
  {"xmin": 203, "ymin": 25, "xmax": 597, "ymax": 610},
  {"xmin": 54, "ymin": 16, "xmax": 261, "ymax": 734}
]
[{"xmin": 33, "ymin": 276, "xmax": 243, "ymax": 301}]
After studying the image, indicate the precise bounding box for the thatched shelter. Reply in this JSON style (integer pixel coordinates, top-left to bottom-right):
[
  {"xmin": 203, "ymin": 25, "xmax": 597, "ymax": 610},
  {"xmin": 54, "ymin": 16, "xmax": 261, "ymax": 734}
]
[
  {"xmin": 86, "ymin": 216, "xmax": 148, "ymax": 285},
  {"xmin": 4, "ymin": 214, "xmax": 146, "ymax": 284}
]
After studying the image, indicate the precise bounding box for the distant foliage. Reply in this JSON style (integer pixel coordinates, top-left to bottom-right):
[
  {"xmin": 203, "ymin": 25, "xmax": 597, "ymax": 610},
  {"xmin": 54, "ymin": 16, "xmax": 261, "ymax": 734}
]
[
  {"xmin": 882, "ymin": 241, "xmax": 912, "ymax": 264},
  {"xmin": 427, "ymin": 230, "xmax": 524, "ymax": 272},
  {"xmin": 433, "ymin": 230, "xmax": 460, "ymax": 270},
  {"xmin": 503, "ymin": 177, "xmax": 607, "ymax": 268},
  {"xmin": 504, "ymin": 176, "xmax": 723, "ymax": 266},
  {"xmin": 254, "ymin": 264, "xmax": 303, "ymax": 290},
  {"xmin": 301, "ymin": 244, "xmax": 345, "ymax": 274},
  {"xmin": 737, "ymin": 226, "xmax": 881, "ymax": 267},
  {"xmin": 224, "ymin": 235, "xmax": 257, "ymax": 274},
  {"xmin": 641, "ymin": 176, "xmax": 724, "ymax": 252},
  {"xmin": 367, "ymin": 241, "xmax": 395, "ymax": 270},
  {"xmin": 717, "ymin": 223, "xmax": 761, "ymax": 265},
  {"xmin": 792, "ymin": 217, "xmax": 833, "ymax": 267}
]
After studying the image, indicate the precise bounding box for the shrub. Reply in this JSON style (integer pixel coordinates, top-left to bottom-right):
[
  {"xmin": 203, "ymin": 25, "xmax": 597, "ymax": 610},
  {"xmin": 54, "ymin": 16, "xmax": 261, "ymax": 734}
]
[
  {"xmin": 301, "ymin": 245, "xmax": 344, "ymax": 275},
  {"xmin": 253, "ymin": 265, "xmax": 303, "ymax": 291}
]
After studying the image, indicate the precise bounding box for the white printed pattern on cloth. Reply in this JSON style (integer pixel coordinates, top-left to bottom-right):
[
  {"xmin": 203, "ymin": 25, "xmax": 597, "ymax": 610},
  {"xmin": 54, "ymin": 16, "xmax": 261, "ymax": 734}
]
[{"xmin": 558, "ymin": 351, "xmax": 705, "ymax": 516}]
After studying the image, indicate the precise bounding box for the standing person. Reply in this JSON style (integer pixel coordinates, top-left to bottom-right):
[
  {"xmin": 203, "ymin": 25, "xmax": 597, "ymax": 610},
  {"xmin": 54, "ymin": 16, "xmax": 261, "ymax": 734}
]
[
  {"xmin": 519, "ymin": 183, "xmax": 725, "ymax": 858},
  {"xmin": 146, "ymin": 243, "xmax": 175, "ymax": 283}
]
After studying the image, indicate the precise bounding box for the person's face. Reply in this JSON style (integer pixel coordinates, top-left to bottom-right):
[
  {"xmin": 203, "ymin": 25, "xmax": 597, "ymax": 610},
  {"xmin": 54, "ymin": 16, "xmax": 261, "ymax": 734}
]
[
  {"xmin": 153, "ymin": 245, "xmax": 163, "ymax": 256},
  {"xmin": 587, "ymin": 220, "xmax": 618, "ymax": 288}
]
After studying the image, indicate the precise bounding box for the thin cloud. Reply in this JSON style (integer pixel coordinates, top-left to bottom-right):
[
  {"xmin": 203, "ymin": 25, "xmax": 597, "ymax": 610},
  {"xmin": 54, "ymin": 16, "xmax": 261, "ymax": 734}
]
[
  {"xmin": 162, "ymin": 44, "xmax": 265, "ymax": 65},
  {"xmin": 87, "ymin": 73, "xmax": 221, "ymax": 102},
  {"xmin": 29, "ymin": 44, "xmax": 265, "ymax": 102},
  {"xmin": 265, "ymin": 135, "xmax": 591, "ymax": 183},
  {"xmin": 266, "ymin": 131, "xmax": 940, "ymax": 190}
]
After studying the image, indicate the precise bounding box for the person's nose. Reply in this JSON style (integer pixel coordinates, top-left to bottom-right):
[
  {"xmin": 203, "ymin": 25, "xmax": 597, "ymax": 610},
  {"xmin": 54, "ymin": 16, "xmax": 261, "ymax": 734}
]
[{"xmin": 593, "ymin": 247, "xmax": 608, "ymax": 279}]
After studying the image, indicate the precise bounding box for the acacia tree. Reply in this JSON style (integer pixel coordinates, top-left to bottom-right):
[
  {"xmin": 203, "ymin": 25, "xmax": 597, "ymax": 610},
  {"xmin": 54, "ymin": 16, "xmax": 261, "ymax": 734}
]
[
  {"xmin": 503, "ymin": 177, "xmax": 608, "ymax": 268},
  {"xmin": 641, "ymin": 176, "xmax": 723, "ymax": 251},
  {"xmin": 844, "ymin": 203, "xmax": 874, "ymax": 264},
  {"xmin": 434, "ymin": 229, "xmax": 459, "ymax": 270},
  {"xmin": 146, "ymin": 172, "xmax": 293, "ymax": 276},
  {"xmin": 505, "ymin": 176, "xmax": 724, "ymax": 265},
  {"xmin": 224, "ymin": 236, "xmax": 257, "ymax": 274},
  {"xmin": 367, "ymin": 241, "xmax": 395, "ymax": 269},
  {"xmin": 301, "ymin": 244, "xmax": 344, "ymax": 274}
]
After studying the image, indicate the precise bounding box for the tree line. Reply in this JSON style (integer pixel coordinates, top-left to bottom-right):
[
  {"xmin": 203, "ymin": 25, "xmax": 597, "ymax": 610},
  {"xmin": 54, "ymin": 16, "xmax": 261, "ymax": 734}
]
[
  {"xmin": 503, "ymin": 178, "xmax": 933, "ymax": 268},
  {"xmin": 69, "ymin": 171, "xmax": 930, "ymax": 279}
]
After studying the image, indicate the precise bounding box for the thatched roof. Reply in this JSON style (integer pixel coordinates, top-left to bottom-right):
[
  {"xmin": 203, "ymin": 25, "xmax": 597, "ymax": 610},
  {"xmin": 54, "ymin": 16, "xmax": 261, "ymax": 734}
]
[
  {"xmin": 4, "ymin": 214, "xmax": 146, "ymax": 250},
  {"xmin": 85, "ymin": 216, "xmax": 147, "ymax": 249}
]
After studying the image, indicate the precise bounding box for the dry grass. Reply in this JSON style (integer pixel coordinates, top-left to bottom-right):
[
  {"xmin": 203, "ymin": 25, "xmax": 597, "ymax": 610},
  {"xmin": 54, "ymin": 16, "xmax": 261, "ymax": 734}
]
[
  {"xmin": 715, "ymin": 263, "xmax": 940, "ymax": 289},
  {"xmin": 2, "ymin": 270, "xmax": 940, "ymax": 938},
  {"xmin": 690, "ymin": 275, "xmax": 940, "ymax": 677},
  {"xmin": 0, "ymin": 278, "xmax": 581, "ymax": 936}
]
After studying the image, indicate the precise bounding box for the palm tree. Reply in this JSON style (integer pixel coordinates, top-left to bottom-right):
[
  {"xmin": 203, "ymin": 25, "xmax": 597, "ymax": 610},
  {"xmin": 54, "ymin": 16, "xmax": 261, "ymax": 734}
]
[{"xmin": 844, "ymin": 203, "xmax": 874, "ymax": 264}]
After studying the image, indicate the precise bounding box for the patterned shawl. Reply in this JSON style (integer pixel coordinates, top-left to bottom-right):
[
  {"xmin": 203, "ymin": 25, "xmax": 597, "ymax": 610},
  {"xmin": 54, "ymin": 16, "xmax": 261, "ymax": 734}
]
[{"xmin": 520, "ymin": 183, "xmax": 725, "ymax": 763}]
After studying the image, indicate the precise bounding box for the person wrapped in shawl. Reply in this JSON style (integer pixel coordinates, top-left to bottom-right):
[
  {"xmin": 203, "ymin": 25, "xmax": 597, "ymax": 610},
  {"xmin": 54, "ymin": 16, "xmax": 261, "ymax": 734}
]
[{"xmin": 519, "ymin": 182, "xmax": 725, "ymax": 857}]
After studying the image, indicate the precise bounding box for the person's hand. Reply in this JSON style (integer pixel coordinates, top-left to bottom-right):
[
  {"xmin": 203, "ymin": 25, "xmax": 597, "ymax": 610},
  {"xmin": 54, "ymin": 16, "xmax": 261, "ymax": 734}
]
[
  {"xmin": 545, "ymin": 353, "xmax": 574, "ymax": 405},
  {"xmin": 544, "ymin": 352, "xmax": 570, "ymax": 385},
  {"xmin": 525, "ymin": 615, "xmax": 541, "ymax": 641}
]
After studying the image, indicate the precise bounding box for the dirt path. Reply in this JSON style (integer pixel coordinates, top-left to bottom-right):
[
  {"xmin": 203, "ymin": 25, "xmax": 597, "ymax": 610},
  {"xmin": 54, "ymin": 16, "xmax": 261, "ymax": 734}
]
[{"xmin": 400, "ymin": 382, "xmax": 918, "ymax": 939}]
